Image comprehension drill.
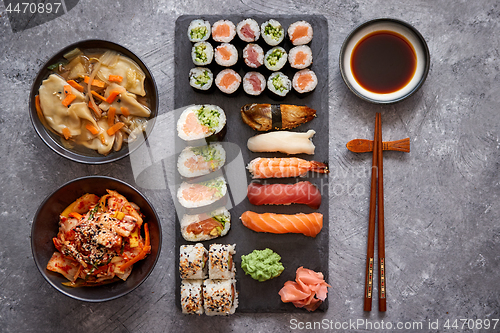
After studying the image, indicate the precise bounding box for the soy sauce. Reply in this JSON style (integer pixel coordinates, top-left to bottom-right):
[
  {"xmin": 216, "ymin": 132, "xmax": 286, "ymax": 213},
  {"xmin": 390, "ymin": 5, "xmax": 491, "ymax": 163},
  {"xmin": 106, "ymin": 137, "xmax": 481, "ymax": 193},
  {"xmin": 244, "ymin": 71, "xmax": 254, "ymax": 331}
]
[{"xmin": 351, "ymin": 31, "xmax": 416, "ymax": 94}]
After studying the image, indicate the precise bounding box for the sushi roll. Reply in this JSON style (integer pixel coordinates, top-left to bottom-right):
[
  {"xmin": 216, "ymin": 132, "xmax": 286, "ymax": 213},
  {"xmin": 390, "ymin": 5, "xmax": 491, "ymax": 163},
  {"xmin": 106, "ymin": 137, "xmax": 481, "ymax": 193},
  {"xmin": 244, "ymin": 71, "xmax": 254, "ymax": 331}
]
[
  {"xmin": 243, "ymin": 72, "xmax": 266, "ymax": 96},
  {"xmin": 212, "ymin": 20, "xmax": 236, "ymax": 42},
  {"xmin": 288, "ymin": 20, "xmax": 313, "ymax": 45},
  {"xmin": 261, "ymin": 19, "xmax": 285, "ymax": 46},
  {"xmin": 203, "ymin": 279, "xmax": 238, "ymax": 316},
  {"xmin": 208, "ymin": 243, "xmax": 236, "ymax": 280},
  {"xmin": 236, "ymin": 18, "xmax": 260, "ymax": 42},
  {"xmin": 293, "ymin": 69, "xmax": 318, "ymax": 93},
  {"xmin": 177, "ymin": 176, "xmax": 227, "ymax": 208},
  {"xmin": 188, "ymin": 19, "xmax": 211, "ymax": 42},
  {"xmin": 181, "ymin": 279, "xmax": 204, "ymax": 315},
  {"xmin": 215, "ymin": 69, "xmax": 241, "ymax": 94},
  {"xmin": 177, "ymin": 104, "xmax": 226, "ymax": 141},
  {"xmin": 181, "ymin": 207, "xmax": 231, "ymax": 242},
  {"xmin": 264, "ymin": 46, "xmax": 287, "ymax": 71},
  {"xmin": 214, "ymin": 43, "xmax": 238, "ymax": 67},
  {"xmin": 191, "ymin": 41, "xmax": 214, "ymax": 66},
  {"xmin": 189, "ymin": 67, "xmax": 213, "ymax": 91},
  {"xmin": 243, "ymin": 43, "xmax": 264, "ymax": 69},
  {"xmin": 267, "ymin": 72, "xmax": 291, "ymax": 97},
  {"xmin": 179, "ymin": 243, "xmax": 208, "ymax": 279},
  {"xmin": 288, "ymin": 45, "xmax": 313, "ymax": 69},
  {"xmin": 177, "ymin": 143, "xmax": 226, "ymax": 178}
]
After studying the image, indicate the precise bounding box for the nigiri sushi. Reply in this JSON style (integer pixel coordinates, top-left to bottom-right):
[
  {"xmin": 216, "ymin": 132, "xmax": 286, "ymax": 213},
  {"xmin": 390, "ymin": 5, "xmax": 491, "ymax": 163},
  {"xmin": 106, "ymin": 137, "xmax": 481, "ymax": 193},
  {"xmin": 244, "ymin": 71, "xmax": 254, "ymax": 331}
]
[
  {"xmin": 241, "ymin": 103, "xmax": 316, "ymax": 131},
  {"xmin": 177, "ymin": 176, "xmax": 227, "ymax": 208},
  {"xmin": 240, "ymin": 211, "xmax": 323, "ymax": 237},
  {"xmin": 247, "ymin": 130, "xmax": 316, "ymax": 155},
  {"xmin": 177, "ymin": 143, "xmax": 226, "ymax": 178},
  {"xmin": 247, "ymin": 181, "xmax": 322, "ymax": 209},
  {"xmin": 247, "ymin": 157, "xmax": 328, "ymax": 179}
]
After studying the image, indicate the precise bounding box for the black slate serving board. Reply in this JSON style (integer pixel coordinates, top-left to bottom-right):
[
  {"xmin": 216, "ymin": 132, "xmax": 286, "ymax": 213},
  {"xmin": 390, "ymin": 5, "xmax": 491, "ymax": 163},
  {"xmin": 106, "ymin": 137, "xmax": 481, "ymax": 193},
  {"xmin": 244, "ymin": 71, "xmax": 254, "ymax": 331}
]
[{"xmin": 174, "ymin": 14, "xmax": 329, "ymax": 313}]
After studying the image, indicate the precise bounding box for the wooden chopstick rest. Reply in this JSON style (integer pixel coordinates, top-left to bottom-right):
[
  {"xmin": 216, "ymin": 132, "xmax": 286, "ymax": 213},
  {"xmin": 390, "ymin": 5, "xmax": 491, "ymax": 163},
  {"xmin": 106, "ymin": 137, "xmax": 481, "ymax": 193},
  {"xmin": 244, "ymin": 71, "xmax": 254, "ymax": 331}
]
[{"xmin": 346, "ymin": 138, "xmax": 410, "ymax": 153}]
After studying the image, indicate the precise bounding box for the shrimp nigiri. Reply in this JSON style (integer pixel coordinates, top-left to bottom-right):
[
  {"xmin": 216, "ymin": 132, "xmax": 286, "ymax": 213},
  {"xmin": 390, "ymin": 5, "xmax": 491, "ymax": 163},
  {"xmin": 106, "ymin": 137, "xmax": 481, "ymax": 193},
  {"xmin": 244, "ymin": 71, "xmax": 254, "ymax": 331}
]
[{"xmin": 247, "ymin": 157, "xmax": 328, "ymax": 179}]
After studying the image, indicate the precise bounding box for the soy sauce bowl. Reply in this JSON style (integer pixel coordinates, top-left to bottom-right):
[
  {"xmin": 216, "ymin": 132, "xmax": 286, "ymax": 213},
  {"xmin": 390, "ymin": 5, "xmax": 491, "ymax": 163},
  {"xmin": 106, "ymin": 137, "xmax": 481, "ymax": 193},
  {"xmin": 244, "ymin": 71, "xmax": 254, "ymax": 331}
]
[{"xmin": 339, "ymin": 18, "xmax": 430, "ymax": 104}]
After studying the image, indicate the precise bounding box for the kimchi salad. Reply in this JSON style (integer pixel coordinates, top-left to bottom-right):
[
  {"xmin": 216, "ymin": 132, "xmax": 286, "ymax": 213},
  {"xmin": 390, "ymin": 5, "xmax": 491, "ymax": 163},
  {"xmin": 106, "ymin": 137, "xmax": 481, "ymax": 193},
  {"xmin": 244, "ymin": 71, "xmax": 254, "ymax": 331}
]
[{"xmin": 46, "ymin": 190, "xmax": 151, "ymax": 286}]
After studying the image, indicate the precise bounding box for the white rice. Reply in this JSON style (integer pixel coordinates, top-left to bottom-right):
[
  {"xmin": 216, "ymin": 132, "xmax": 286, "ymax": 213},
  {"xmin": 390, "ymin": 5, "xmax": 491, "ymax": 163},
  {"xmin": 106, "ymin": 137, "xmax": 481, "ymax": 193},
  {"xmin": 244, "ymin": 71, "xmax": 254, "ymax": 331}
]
[
  {"xmin": 188, "ymin": 19, "xmax": 211, "ymax": 42},
  {"xmin": 292, "ymin": 69, "xmax": 318, "ymax": 93},
  {"xmin": 203, "ymin": 279, "xmax": 238, "ymax": 316},
  {"xmin": 214, "ymin": 43, "xmax": 238, "ymax": 67},
  {"xmin": 212, "ymin": 20, "xmax": 236, "ymax": 43},
  {"xmin": 267, "ymin": 72, "xmax": 291, "ymax": 97},
  {"xmin": 177, "ymin": 176, "xmax": 227, "ymax": 208},
  {"xmin": 261, "ymin": 19, "xmax": 285, "ymax": 46},
  {"xmin": 208, "ymin": 243, "xmax": 236, "ymax": 280},
  {"xmin": 288, "ymin": 20, "xmax": 313, "ymax": 45},
  {"xmin": 288, "ymin": 45, "xmax": 313, "ymax": 69},
  {"xmin": 236, "ymin": 18, "xmax": 260, "ymax": 42},
  {"xmin": 179, "ymin": 243, "xmax": 208, "ymax": 279},
  {"xmin": 243, "ymin": 72, "xmax": 266, "ymax": 96},
  {"xmin": 191, "ymin": 41, "xmax": 214, "ymax": 66},
  {"xmin": 264, "ymin": 46, "xmax": 287, "ymax": 71},
  {"xmin": 180, "ymin": 279, "xmax": 204, "ymax": 315},
  {"xmin": 215, "ymin": 69, "xmax": 241, "ymax": 94},
  {"xmin": 180, "ymin": 207, "xmax": 231, "ymax": 242},
  {"xmin": 243, "ymin": 43, "xmax": 264, "ymax": 68},
  {"xmin": 189, "ymin": 67, "xmax": 213, "ymax": 91},
  {"xmin": 177, "ymin": 104, "xmax": 226, "ymax": 141}
]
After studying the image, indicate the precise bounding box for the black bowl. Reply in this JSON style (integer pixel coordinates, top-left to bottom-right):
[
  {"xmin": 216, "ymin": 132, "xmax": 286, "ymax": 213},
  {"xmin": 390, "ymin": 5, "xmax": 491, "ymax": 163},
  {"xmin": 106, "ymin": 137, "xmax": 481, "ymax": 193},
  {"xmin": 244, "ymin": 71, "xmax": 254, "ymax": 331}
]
[
  {"xmin": 29, "ymin": 39, "xmax": 158, "ymax": 164},
  {"xmin": 31, "ymin": 176, "xmax": 162, "ymax": 302}
]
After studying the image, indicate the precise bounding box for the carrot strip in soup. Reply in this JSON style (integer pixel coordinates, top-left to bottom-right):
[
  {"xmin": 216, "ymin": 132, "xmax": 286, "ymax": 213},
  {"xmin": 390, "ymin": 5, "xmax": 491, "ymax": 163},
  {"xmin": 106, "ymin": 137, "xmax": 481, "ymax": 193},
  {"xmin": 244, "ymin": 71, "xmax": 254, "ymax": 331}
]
[
  {"xmin": 62, "ymin": 127, "xmax": 71, "ymax": 140},
  {"xmin": 67, "ymin": 80, "xmax": 84, "ymax": 92},
  {"xmin": 63, "ymin": 85, "xmax": 72, "ymax": 95},
  {"xmin": 107, "ymin": 122, "xmax": 124, "ymax": 136},
  {"xmin": 99, "ymin": 134, "xmax": 106, "ymax": 145},
  {"xmin": 108, "ymin": 75, "xmax": 123, "ymax": 83},
  {"xmin": 105, "ymin": 90, "xmax": 121, "ymax": 104},
  {"xmin": 68, "ymin": 212, "xmax": 83, "ymax": 220},
  {"xmin": 62, "ymin": 93, "xmax": 76, "ymax": 107},
  {"xmin": 120, "ymin": 106, "xmax": 130, "ymax": 117},
  {"xmin": 85, "ymin": 123, "xmax": 100, "ymax": 135},
  {"xmin": 107, "ymin": 107, "xmax": 116, "ymax": 127},
  {"xmin": 84, "ymin": 76, "xmax": 106, "ymax": 88},
  {"xmin": 91, "ymin": 91, "xmax": 107, "ymax": 102}
]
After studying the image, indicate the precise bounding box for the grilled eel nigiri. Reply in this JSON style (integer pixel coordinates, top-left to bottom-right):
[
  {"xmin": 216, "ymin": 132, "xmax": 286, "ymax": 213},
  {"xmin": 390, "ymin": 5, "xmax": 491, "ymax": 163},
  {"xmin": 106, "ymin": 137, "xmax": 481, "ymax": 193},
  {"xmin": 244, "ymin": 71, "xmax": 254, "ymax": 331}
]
[{"xmin": 241, "ymin": 103, "xmax": 316, "ymax": 131}]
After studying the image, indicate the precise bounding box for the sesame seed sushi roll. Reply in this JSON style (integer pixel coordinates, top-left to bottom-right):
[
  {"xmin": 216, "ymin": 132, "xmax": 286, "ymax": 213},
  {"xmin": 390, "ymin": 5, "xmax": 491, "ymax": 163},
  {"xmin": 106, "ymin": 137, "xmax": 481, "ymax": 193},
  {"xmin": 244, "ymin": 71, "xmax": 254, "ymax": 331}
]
[
  {"xmin": 288, "ymin": 20, "xmax": 313, "ymax": 45},
  {"xmin": 215, "ymin": 69, "xmax": 241, "ymax": 94},
  {"xmin": 177, "ymin": 143, "xmax": 226, "ymax": 178},
  {"xmin": 214, "ymin": 43, "xmax": 238, "ymax": 67},
  {"xmin": 264, "ymin": 46, "xmax": 288, "ymax": 71},
  {"xmin": 188, "ymin": 19, "xmax": 211, "ymax": 42},
  {"xmin": 243, "ymin": 72, "xmax": 266, "ymax": 96},
  {"xmin": 261, "ymin": 19, "xmax": 285, "ymax": 46},
  {"xmin": 212, "ymin": 20, "xmax": 236, "ymax": 42},
  {"xmin": 236, "ymin": 18, "xmax": 260, "ymax": 42},
  {"xmin": 191, "ymin": 41, "xmax": 213, "ymax": 66},
  {"xmin": 177, "ymin": 104, "xmax": 226, "ymax": 141},
  {"xmin": 181, "ymin": 279, "xmax": 204, "ymax": 315},
  {"xmin": 267, "ymin": 72, "xmax": 291, "ymax": 97},
  {"xmin": 293, "ymin": 69, "xmax": 318, "ymax": 93},
  {"xmin": 189, "ymin": 67, "xmax": 213, "ymax": 91},
  {"xmin": 203, "ymin": 279, "xmax": 238, "ymax": 316},
  {"xmin": 181, "ymin": 207, "xmax": 231, "ymax": 242},
  {"xmin": 243, "ymin": 43, "xmax": 264, "ymax": 69},
  {"xmin": 208, "ymin": 243, "xmax": 236, "ymax": 280},
  {"xmin": 177, "ymin": 176, "xmax": 227, "ymax": 209},
  {"xmin": 288, "ymin": 45, "xmax": 313, "ymax": 69},
  {"xmin": 179, "ymin": 243, "xmax": 208, "ymax": 279}
]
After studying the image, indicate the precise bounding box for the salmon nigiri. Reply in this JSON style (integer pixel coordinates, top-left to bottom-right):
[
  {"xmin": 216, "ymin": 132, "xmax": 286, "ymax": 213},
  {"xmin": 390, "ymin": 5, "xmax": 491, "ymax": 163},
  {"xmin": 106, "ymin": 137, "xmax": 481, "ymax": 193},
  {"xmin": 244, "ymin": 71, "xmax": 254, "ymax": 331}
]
[
  {"xmin": 247, "ymin": 157, "xmax": 328, "ymax": 179},
  {"xmin": 240, "ymin": 211, "xmax": 323, "ymax": 237}
]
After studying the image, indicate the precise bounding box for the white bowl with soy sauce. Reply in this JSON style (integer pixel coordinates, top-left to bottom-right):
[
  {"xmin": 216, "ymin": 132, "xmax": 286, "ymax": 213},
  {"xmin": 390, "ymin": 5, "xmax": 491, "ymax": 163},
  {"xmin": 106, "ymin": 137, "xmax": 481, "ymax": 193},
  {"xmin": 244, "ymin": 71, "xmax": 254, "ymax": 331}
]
[{"xmin": 339, "ymin": 18, "xmax": 430, "ymax": 104}]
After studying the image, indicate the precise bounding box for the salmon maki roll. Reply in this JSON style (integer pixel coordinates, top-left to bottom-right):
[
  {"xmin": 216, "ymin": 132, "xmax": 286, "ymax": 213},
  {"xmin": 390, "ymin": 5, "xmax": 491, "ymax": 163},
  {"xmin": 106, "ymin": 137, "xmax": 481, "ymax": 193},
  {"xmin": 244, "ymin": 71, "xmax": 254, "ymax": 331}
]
[
  {"xmin": 288, "ymin": 21, "xmax": 313, "ymax": 45},
  {"xmin": 177, "ymin": 104, "xmax": 226, "ymax": 141},
  {"xmin": 215, "ymin": 69, "xmax": 241, "ymax": 94},
  {"xmin": 247, "ymin": 157, "xmax": 328, "ymax": 179},
  {"xmin": 288, "ymin": 45, "xmax": 313, "ymax": 69},
  {"xmin": 240, "ymin": 211, "xmax": 323, "ymax": 237},
  {"xmin": 177, "ymin": 143, "xmax": 226, "ymax": 178},
  {"xmin": 181, "ymin": 207, "xmax": 231, "ymax": 242},
  {"xmin": 214, "ymin": 43, "xmax": 238, "ymax": 67},
  {"xmin": 212, "ymin": 20, "xmax": 236, "ymax": 42},
  {"xmin": 177, "ymin": 176, "xmax": 227, "ymax": 208},
  {"xmin": 292, "ymin": 69, "xmax": 318, "ymax": 93}
]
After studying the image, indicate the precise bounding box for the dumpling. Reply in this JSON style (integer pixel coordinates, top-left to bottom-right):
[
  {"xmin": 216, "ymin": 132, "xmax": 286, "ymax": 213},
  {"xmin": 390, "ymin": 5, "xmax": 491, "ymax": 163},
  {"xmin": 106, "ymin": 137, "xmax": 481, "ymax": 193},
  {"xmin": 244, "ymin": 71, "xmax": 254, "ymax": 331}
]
[
  {"xmin": 97, "ymin": 55, "xmax": 146, "ymax": 96},
  {"xmin": 80, "ymin": 118, "xmax": 115, "ymax": 155},
  {"xmin": 98, "ymin": 83, "xmax": 151, "ymax": 118}
]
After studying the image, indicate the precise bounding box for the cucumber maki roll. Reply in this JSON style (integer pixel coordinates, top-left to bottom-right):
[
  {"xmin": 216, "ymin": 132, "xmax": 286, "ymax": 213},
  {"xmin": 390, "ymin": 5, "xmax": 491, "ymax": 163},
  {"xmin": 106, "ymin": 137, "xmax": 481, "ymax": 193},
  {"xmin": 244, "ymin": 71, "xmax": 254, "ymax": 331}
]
[
  {"xmin": 264, "ymin": 46, "xmax": 287, "ymax": 71},
  {"xmin": 177, "ymin": 104, "xmax": 226, "ymax": 141},
  {"xmin": 261, "ymin": 19, "xmax": 285, "ymax": 46},
  {"xmin": 267, "ymin": 72, "xmax": 291, "ymax": 97},
  {"xmin": 191, "ymin": 41, "xmax": 214, "ymax": 66},
  {"xmin": 188, "ymin": 19, "xmax": 211, "ymax": 42},
  {"xmin": 189, "ymin": 67, "xmax": 213, "ymax": 91}
]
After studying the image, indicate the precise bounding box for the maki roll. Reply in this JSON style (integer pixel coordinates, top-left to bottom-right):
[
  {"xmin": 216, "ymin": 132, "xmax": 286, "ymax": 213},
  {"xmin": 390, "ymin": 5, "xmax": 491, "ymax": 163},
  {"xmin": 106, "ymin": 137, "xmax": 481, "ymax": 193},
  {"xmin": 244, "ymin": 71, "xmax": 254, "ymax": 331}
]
[
  {"xmin": 177, "ymin": 104, "xmax": 226, "ymax": 141},
  {"xmin": 214, "ymin": 43, "xmax": 238, "ymax": 67},
  {"xmin": 264, "ymin": 46, "xmax": 288, "ymax": 71},
  {"xmin": 212, "ymin": 20, "xmax": 236, "ymax": 42},
  {"xmin": 179, "ymin": 243, "xmax": 208, "ymax": 279},
  {"xmin": 288, "ymin": 20, "xmax": 313, "ymax": 45},
  {"xmin": 188, "ymin": 19, "xmax": 211, "ymax": 42},
  {"xmin": 293, "ymin": 69, "xmax": 318, "ymax": 93},
  {"xmin": 177, "ymin": 176, "xmax": 227, "ymax": 208},
  {"xmin": 208, "ymin": 243, "xmax": 236, "ymax": 280},
  {"xmin": 181, "ymin": 207, "xmax": 231, "ymax": 242},
  {"xmin": 267, "ymin": 72, "xmax": 291, "ymax": 97},
  {"xmin": 236, "ymin": 18, "xmax": 260, "ymax": 42},
  {"xmin": 288, "ymin": 45, "xmax": 313, "ymax": 69},
  {"xmin": 261, "ymin": 19, "xmax": 285, "ymax": 46},
  {"xmin": 191, "ymin": 41, "xmax": 214, "ymax": 66},
  {"xmin": 181, "ymin": 279, "xmax": 204, "ymax": 315},
  {"xmin": 243, "ymin": 43, "xmax": 264, "ymax": 69},
  {"xmin": 189, "ymin": 67, "xmax": 213, "ymax": 91},
  {"xmin": 243, "ymin": 72, "xmax": 266, "ymax": 96},
  {"xmin": 203, "ymin": 279, "xmax": 238, "ymax": 316},
  {"xmin": 177, "ymin": 143, "xmax": 226, "ymax": 178},
  {"xmin": 215, "ymin": 69, "xmax": 241, "ymax": 94}
]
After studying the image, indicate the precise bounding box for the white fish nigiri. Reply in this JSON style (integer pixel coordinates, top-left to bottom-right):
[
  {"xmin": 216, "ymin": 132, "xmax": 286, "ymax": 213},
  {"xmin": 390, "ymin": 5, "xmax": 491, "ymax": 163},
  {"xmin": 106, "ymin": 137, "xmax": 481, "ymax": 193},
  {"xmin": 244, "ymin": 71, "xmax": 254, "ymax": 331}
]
[{"xmin": 247, "ymin": 129, "xmax": 316, "ymax": 155}]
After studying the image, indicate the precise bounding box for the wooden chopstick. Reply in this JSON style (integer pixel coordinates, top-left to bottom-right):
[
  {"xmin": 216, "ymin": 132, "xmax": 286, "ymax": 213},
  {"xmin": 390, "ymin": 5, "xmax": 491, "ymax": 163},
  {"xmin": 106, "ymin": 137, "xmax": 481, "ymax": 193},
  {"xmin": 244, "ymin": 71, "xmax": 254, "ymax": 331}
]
[
  {"xmin": 363, "ymin": 113, "xmax": 379, "ymax": 311},
  {"xmin": 377, "ymin": 113, "xmax": 387, "ymax": 312}
]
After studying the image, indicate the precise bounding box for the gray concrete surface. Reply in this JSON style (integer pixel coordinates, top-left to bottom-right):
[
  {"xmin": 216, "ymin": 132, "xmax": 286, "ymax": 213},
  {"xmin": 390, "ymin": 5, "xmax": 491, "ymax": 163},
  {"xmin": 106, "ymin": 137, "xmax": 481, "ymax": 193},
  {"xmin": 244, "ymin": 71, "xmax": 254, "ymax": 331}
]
[{"xmin": 1, "ymin": 1, "xmax": 499, "ymax": 332}]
